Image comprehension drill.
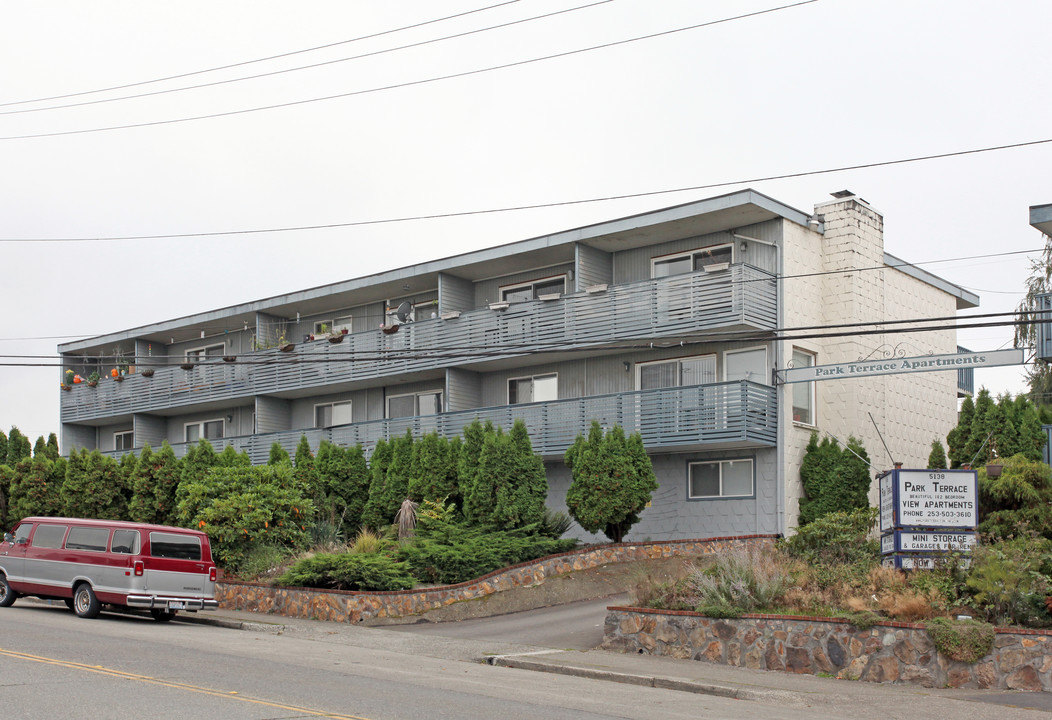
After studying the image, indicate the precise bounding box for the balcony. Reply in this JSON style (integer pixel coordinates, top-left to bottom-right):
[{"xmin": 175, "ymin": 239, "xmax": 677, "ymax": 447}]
[
  {"xmin": 101, "ymin": 381, "xmax": 777, "ymax": 463},
  {"xmin": 62, "ymin": 265, "xmax": 777, "ymax": 423}
]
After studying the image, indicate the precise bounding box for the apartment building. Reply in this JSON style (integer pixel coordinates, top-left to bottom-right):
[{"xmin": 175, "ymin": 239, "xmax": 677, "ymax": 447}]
[{"xmin": 58, "ymin": 189, "xmax": 977, "ymax": 541}]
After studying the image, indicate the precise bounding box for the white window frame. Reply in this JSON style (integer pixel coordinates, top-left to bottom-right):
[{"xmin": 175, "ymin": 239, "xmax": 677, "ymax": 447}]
[
  {"xmin": 185, "ymin": 343, "xmax": 225, "ymax": 362},
  {"xmin": 499, "ymin": 273, "xmax": 568, "ymax": 303},
  {"xmin": 184, "ymin": 418, "xmax": 225, "ymax": 443},
  {"xmin": 634, "ymin": 354, "xmax": 717, "ymax": 390},
  {"xmin": 791, "ymin": 348, "xmax": 817, "ymax": 426},
  {"xmin": 651, "ymin": 244, "xmax": 733, "ymax": 278},
  {"xmin": 386, "ymin": 390, "xmax": 443, "ymax": 418},
  {"xmin": 114, "ymin": 430, "xmax": 134, "ymax": 451},
  {"xmin": 688, "ymin": 458, "xmax": 754, "ymax": 499},
  {"xmin": 315, "ymin": 314, "xmax": 354, "ymax": 335},
  {"xmin": 508, "ymin": 373, "xmax": 558, "ymax": 404},
  {"xmin": 315, "ymin": 400, "xmax": 353, "ymax": 428},
  {"xmin": 723, "ymin": 346, "xmax": 769, "ymax": 386}
]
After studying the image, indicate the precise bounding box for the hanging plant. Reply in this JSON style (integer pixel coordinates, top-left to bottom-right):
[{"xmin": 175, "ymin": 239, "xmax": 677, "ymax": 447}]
[
  {"xmin": 87, "ymin": 371, "xmax": 100, "ymax": 387},
  {"xmin": 222, "ymin": 356, "xmax": 236, "ymax": 363},
  {"xmin": 140, "ymin": 368, "xmax": 155, "ymax": 378},
  {"xmin": 180, "ymin": 362, "xmax": 195, "ymax": 371}
]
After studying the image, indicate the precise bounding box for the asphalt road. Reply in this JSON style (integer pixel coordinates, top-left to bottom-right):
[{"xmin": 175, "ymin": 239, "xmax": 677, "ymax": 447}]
[
  {"xmin": 0, "ymin": 601, "xmax": 851, "ymax": 720},
  {"xmin": 384, "ymin": 593, "xmax": 628, "ymax": 650}
]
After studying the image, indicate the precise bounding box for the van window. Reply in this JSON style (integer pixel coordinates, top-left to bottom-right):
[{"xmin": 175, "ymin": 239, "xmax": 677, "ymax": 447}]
[
  {"xmin": 66, "ymin": 526, "xmax": 110, "ymax": 552},
  {"xmin": 111, "ymin": 529, "xmax": 141, "ymax": 554},
  {"xmin": 14, "ymin": 523, "xmax": 33, "ymax": 543},
  {"xmin": 31, "ymin": 524, "xmax": 68, "ymax": 549},
  {"xmin": 150, "ymin": 532, "xmax": 201, "ymax": 561}
]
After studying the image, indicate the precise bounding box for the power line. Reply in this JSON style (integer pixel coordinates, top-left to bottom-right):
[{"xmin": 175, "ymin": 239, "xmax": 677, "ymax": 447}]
[
  {"xmin": 2, "ymin": 136, "xmax": 1049, "ymax": 243},
  {"xmin": 0, "ymin": 0, "xmax": 819, "ymax": 142},
  {"xmin": 0, "ymin": 0, "xmax": 612, "ymax": 118},
  {"xmin": 4, "ymin": 311, "xmax": 1040, "ymax": 368},
  {"xmin": 0, "ymin": 1, "xmax": 523, "ymax": 109}
]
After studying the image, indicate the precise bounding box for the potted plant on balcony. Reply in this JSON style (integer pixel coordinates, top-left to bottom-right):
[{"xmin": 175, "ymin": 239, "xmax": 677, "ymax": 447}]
[
  {"xmin": 277, "ymin": 333, "xmax": 295, "ymax": 352},
  {"xmin": 61, "ymin": 368, "xmax": 74, "ymax": 390},
  {"xmin": 324, "ymin": 323, "xmax": 344, "ymax": 344},
  {"xmin": 111, "ymin": 367, "xmax": 123, "ymax": 383},
  {"xmin": 86, "ymin": 371, "xmax": 100, "ymax": 387},
  {"xmin": 140, "ymin": 367, "xmax": 155, "ymax": 377}
]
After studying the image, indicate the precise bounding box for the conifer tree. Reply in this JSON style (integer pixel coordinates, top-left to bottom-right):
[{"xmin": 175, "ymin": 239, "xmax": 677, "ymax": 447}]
[
  {"xmin": 798, "ymin": 432, "xmax": 871, "ymax": 525},
  {"xmin": 0, "ymin": 429, "xmax": 7, "ymax": 468},
  {"xmin": 927, "ymin": 439, "xmax": 948, "ymax": 470},
  {"xmin": 565, "ymin": 422, "xmax": 657, "ymax": 542},
  {"xmin": 128, "ymin": 442, "xmax": 182, "ymax": 525},
  {"xmin": 6, "ymin": 427, "xmax": 31, "ymax": 466},
  {"xmin": 493, "ymin": 419, "xmax": 547, "ymax": 529},
  {"xmin": 315, "ymin": 440, "xmax": 371, "ymax": 534},
  {"xmin": 379, "ymin": 430, "xmax": 414, "ymax": 523},
  {"xmin": 45, "ymin": 433, "xmax": 60, "ymax": 461},
  {"xmin": 408, "ymin": 432, "xmax": 459, "ymax": 505},
  {"xmin": 947, "ymin": 395, "xmax": 975, "ymax": 468},
  {"xmin": 361, "ymin": 438, "xmax": 393, "ymax": 531},
  {"xmin": 268, "ymin": 442, "xmax": 292, "ymax": 465},
  {"xmin": 62, "ymin": 449, "xmax": 127, "ymax": 520},
  {"xmin": 32, "ymin": 436, "xmax": 47, "ymax": 458}
]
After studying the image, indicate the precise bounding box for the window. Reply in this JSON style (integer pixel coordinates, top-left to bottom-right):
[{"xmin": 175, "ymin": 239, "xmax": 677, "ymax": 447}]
[
  {"xmin": 386, "ymin": 301, "xmax": 437, "ymax": 324},
  {"xmin": 114, "ymin": 430, "xmax": 134, "ymax": 451},
  {"xmin": 387, "ymin": 391, "xmax": 442, "ymax": 418},
  {"xmin": 185, "ymin": 343, "xmax": 225, "ymax": 361},
  {"xmin": 509, "ymin": 374, "xmax": 558, "ymax": 404},
  {"xmin": 792, "ymin": 348, "xmax": 816, "ymax": 425},
  {"xmin": 315, "ymin": 314, "xmax": 353, "ymax": 335},
  {"xmin": 31, "ymin": 524, "xmax": 68, "ymax": 549},
  {"xmin": 65, "ymin": 526, "xmax": 110, "ymax": 552},
  {"xmin": 150, "ymin": 532, "xmax": 201, "ymax": 561},
  {"xmin": 315, "ymin": 400, "xmax": 353, "ymax": 428},
  {"xmin": 111, "ymin": 529, "xmax": 141, "ymax": 554},
  {"xmin": 500, "ymin": 275, "xmax": 567, "ymax": 303},
  {"xmin": 688, "ymin": 459, "xmax": 754, "ymax": 498},
  {"xmin": 636, "ymin": 355, "xmax": 716, "ymax": 390},
  {"xmin": 652, "ymin": 245, "xmax": 733, "ymax": 278},
  {"xmin": 14, "ymin": 523, "xmax": 33, "ymax": 544},
  {"xmin": 185, "ymin": 419, "xmax": 224, "ymax": 443},
  {"xmin": 724, "ymin": 347, "xmax": 769, "ymax": 385}
]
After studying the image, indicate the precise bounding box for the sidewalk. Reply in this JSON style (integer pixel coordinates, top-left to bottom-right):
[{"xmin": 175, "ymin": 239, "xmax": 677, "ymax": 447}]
[{"xmin": 184, "ymin": 607, "xmax": 1052, "ymax": 719}]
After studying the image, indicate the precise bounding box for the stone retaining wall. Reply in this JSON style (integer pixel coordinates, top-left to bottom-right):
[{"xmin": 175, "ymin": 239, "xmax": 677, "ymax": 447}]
[
  {"xmin": 215, "ymin": 535, "xmax": 774, "ymax": 624},
  {"xmin": 603, "ymin": 608, "xmax": 1052, "ymax": 692}
]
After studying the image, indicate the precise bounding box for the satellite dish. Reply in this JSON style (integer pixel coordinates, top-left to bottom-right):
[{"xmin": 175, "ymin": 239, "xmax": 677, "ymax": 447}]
[{"xmin": 395, "ymin": 301, "xmax": 412, "ymax": 323}]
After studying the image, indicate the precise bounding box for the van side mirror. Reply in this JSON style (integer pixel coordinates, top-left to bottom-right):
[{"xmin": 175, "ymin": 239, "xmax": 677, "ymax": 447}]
[{"xmin": 2, "ymin": 532, "xmax": 12, "ymax": 543}]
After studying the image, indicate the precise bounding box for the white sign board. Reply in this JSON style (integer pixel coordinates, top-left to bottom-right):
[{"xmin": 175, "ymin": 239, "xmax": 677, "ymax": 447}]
[
  {"xmin": 879, "ymin": 473, "xmax": 894, "ymax": 531},
  {"xmin": 896, "ymin": 470, "xmax": 978, "ymax": 529},
  {"xmin": 779, "ymin": 348, "xmax": 1023, "ymax": 384},
  {"xmin": 896, "ymin": 532, "xmax": 977, "ymax": 553}
]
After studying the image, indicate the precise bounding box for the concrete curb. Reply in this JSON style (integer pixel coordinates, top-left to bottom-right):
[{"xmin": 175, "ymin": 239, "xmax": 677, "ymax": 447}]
[{"xmin": 484, "ymin": 653, "xmax": 810, "ymax": 706}]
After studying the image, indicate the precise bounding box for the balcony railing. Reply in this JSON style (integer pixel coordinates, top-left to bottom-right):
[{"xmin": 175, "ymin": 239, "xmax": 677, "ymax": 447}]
[
  {"xmin": 101, "ymin": 381, "xmax": 776, "ymax": 463},
  {"xmin": 63, "ymin": 265, "xmax": 777, "ymax": 423}
]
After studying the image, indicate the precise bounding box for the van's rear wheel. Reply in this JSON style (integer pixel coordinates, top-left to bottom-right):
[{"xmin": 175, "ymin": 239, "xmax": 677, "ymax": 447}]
[
  {"xmin": 0, "ymin": 575, "xmax": 16, "ymax": 607},
  {"xmin": 150, "ymin": 609, "xmax": 177, "ymax": 622},
  {"xmin": 72, "ymin": 584, "xmax": 101, "ymax": 618}
]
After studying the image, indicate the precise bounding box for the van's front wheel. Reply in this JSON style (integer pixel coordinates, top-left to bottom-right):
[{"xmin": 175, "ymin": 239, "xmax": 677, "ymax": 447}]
[
  {"xmin": 0, "ymin": 575, "xmax": 16, "ymax": 607},
  {"xmin": 72, "ymin": 584, "xmax": 101, "ymax": 618},
  {"xmin": 150, "ymin": 609, "xmax": 177, "ymax": 622}
]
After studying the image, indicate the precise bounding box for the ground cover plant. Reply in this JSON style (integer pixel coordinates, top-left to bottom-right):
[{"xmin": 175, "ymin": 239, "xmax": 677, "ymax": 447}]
[{"xmin": 630, "ymin": 507, "xmax": 1052, "ymax": 633}]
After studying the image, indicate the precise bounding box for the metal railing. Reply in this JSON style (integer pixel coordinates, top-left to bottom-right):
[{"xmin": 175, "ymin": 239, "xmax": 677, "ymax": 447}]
[
  {"xmin": 100, "ymin": 381, "xmax": 776, "ymax": 462},
  {"xmin": 62, "ymin": 265, "xmax": 777, "ymax": 423}
]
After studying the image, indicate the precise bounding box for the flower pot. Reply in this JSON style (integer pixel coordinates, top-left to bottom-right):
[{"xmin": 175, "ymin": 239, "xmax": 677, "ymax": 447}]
[
  {"xmin": 381, "ymin": 324, "xmax": 400, "ymax": 335},
  {"xmin": 113, "ymin": 375, "xmax": 123, "ymax": 383},
  {"xmin": 180, "ymin": 363, "xmax": 194, "ymax": 371},
  {"xmin": 327, "ymin": 334, "xmax": 344, "ymax": 344},
  {"xmin": 341, "ymin": 328, "xmax": 348, "ymax": 335},
  {"xmin": 87, "ymin": 381, "xmax": 98, "ymax": 388},
  {"xmin": 222, "ymin": 356, "xmax": 236, "ymax": 363},
  {"xmin": 140, "ymin": 369, "xmax": 155, "ymax": 378},
  {"xmin": 61, "ymin": 384, "xmax": 71, "ymax": 391},
  {"xmin": 278, "ymin": 343, "xmax": 295, "ymax": 352}
]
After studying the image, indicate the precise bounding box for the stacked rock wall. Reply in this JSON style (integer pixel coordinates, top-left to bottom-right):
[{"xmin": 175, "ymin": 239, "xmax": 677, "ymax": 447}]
[
  {"xmin": 215, "ymin": 535, "xmax": 774, "ymax": 624},
  {"xmin": 603, "ymin": 608, "xmax": 1052, "ymax": 691}
]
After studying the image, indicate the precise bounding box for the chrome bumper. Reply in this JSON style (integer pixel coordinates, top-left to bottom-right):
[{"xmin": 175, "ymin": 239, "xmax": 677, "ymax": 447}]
[{"xmin": 126, "ymin": 595, "xmax": 219, "ymax": 611}]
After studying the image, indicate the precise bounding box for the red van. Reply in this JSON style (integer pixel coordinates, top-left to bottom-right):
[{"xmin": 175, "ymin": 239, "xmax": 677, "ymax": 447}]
[{"xmin": 0, "ymin": 517, "xmax": 218, "ymax": 620}]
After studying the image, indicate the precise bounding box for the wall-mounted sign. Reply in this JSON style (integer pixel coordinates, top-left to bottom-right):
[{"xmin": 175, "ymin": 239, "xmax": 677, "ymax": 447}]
[
  {"xmin": 878, "ymin": 469, "xmax": 978, "ymax": 531},
  {"xmin": 777, "ymin": 348, "xmax": 1023, "ymax": 384}
]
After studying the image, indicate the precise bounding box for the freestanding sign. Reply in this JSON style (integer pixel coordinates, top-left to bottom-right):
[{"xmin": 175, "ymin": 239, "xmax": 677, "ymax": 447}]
[{"xmin": 877, "ymin": 468, "xmax": 979, "ymax": 568}]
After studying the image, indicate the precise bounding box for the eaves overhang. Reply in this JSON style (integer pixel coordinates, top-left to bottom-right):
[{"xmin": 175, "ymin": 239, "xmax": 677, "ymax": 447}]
[
  {"xmin": 1031, "ymin": 203, "xmax": 1052, "ymax": 238},
  {"xmin": 59, "ymin": 189, "xmax": 813, "ymax": 354},
  {"xmin": 885, "ymin": 252, "xmax": 979, "ymax": 310}
]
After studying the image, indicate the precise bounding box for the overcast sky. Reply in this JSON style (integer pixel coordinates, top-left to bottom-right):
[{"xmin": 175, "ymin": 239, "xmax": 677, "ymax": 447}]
[{"xmin": 2, "ymin": 0, "xmax": 1050, "ymax": 445}]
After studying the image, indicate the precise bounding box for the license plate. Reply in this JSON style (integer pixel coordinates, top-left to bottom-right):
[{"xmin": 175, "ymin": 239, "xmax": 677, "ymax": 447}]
[{"xmin": 169, "ymin": 601, "xmax": 185, "ymax": 610}]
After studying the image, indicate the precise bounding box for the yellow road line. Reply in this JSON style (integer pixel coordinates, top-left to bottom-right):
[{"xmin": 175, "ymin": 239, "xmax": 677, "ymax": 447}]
[{"xmin": 0, "ymin": 647, "xmax": 372, "ymax": 720}]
